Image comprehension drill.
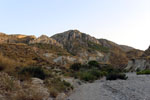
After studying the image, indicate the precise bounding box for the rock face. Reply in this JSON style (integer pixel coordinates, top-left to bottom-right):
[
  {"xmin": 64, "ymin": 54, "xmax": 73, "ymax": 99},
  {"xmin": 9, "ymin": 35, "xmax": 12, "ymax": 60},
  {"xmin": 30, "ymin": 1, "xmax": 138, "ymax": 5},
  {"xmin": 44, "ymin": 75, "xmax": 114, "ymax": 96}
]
[
  {"xmin": 51, "ymin": 30, "xmax": 107, "ymax": 63},
  {"xmin": 52, "ymin": 30, "xmax": 100, "ymax": 45},
  {"xmin": 126, "ymin": 46, "xmax": 150, "ymax": 71},
  {"xmin": 126, "ymin": 59, "xmax": 150, "ymax": 71},
  {"xmin": 29, "ymin": 35, "xmax": 63, "ymax": 48}
]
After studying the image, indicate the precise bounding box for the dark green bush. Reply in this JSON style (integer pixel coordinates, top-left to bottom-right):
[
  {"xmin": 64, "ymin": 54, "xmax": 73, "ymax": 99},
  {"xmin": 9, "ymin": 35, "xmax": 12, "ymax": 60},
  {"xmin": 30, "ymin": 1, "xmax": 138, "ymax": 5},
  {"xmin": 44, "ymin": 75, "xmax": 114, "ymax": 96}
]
[
  {"xmin": 136, "ymin": 68, "xmax": 141, "ymax": 72},
  {"xmin": 78, "ymin": 68, "xmax": 104, "ymax": 82},
  {"xmin": 70, "ymin": 63, "xmax": 82, "ymax": 71},
  {"xmin": 106, "ymin": 73, "xmax": 128, "ymax": 80},
  {"xmin": 63, "ymin": 80, "xmax": 71, "ymax": 87},
  {"xmin": 69, "ymin": 63, "xmax": 127, "ymax": 82},
  {"xmin": 137, "ymin": 69, "xmax": 150, "ymax": 75},
  {"xmin": 80, "ymin": 72, "xmax": 96, "ymax": 82},
  {"xmin": 18, "ymin": 66, "xmax": 48, "ymax": 80},
  {"xmin": 88, "ymin": 60, "xmax": 99, "ymax": 68},
  {"xmin": 89, "ymin": 68, "xmax": 101, "ymax": 78}
]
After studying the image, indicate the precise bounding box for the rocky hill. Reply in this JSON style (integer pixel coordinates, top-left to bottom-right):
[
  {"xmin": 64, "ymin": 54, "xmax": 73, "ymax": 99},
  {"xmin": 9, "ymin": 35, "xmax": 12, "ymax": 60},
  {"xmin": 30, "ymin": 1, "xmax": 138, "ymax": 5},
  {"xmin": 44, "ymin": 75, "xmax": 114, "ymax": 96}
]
[
  {"xmin": 0, "ymin": 30, "xmax": 143, "ymax": 68},
  {"xmin": 51, "ymin": 30, "xmax": 143, "ymax": 68},
  {"xmin": 0, "ymin": 30, "xmax": 146, "ymax": 100},
  {"xmin": 51, "ymin": 30, "xmax": 109, "ymax": 65}
]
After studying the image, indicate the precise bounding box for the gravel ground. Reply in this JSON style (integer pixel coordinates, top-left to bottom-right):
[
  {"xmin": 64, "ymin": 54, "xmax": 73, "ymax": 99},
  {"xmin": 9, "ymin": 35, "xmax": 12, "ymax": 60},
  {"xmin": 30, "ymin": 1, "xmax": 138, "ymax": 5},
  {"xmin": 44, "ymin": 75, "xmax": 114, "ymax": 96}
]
[{"xmin": 67, "ymin": 73, "xmax": 150, "ymax": 100}]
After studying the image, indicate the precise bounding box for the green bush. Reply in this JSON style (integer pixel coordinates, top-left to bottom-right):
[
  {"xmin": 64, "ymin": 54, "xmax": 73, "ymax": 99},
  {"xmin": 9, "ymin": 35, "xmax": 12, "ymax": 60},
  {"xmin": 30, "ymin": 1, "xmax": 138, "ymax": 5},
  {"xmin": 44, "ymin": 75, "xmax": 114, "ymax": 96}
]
[
  {"xmin": 136, "ymin": 68, "xmax": 141, "ymax": 72},
  {"xmin": 89, "ymin": 69, "xmax": 101, "ymax": 78},
  {"xmin": 18, "ymin": 66, "xmax": 48, "ymax": 80},
  {"xmin": 69, "ymin": 63, "xmax": 127, "ymax": 82},
  {"xmin": 137, "ymin": 69, "xmax": 150, "ymax": 75},
  {"xmin": 106, "ymin": 73, "xmax": 128, "ymax": 80},
  {"xmin": 63, "ymin": 80, "xmax": 71, "ymax": 87},
  {"xmin": 88, "ymin": 60, "xmax": 99, "ymax": 68},
  {"xmin": 79, "ymin": 68, "xmax": 104, "ymax": 82},
  {"xmin": 101, "ymin": 65, "xmax": 122, "ymax": 73},
  {"xmin": 99, "ymin": 71, "xmax": 108, "ymax": 76},
  {"xmin": 80, "ymin": 72, "xmax": 96, "ymax": 82},
  {"xmin": 70, "ymin": 63, "xmax": 82, "ymax": 71}
]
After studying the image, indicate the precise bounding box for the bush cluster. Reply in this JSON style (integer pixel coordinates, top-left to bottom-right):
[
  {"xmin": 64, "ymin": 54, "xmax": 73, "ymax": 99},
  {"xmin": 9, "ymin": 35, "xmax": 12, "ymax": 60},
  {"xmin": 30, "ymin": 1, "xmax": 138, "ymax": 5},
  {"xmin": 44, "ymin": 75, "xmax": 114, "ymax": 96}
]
[
  {"xmin": 18, "ymin": 66, "xmax": 49, "ymax": 80},
  {"xmin": 68, "ymin": 60, "xmax": 127, "ymax": 82}
]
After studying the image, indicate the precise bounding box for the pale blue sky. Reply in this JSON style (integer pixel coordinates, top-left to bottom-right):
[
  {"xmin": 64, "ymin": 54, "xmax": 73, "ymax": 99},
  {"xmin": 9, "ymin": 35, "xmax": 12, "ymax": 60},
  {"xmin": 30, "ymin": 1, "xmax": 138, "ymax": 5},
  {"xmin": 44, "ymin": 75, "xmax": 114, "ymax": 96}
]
[{"xmin": 0, "ymin": 0, "xmax": 150, "ymax": 50}]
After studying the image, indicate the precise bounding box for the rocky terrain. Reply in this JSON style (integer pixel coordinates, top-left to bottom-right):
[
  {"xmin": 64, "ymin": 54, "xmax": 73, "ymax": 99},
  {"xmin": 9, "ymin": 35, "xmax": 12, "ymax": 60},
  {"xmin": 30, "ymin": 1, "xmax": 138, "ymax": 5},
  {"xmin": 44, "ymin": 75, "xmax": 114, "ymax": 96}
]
[
  {"xmin": 0, "ymin": 29, "xmax": 148, "ymax": 100},
  {"xmin": 67, "ymin": 73, "xmax": 150, "ymax": 100},
  {"xmin": 126, "ymin": 46, "xmax": 150, "ymax": 71},
  {"xmin": 0, "ymin": 30, "xmax": 143, "ymax": 68}
]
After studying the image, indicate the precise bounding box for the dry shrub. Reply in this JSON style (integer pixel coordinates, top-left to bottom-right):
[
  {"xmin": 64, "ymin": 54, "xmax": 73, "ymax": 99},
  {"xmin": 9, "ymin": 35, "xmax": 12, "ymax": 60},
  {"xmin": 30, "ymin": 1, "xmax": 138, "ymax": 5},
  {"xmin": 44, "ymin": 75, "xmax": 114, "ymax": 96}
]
[
  {"xmin": 0, "ymin": 72, "xmax": 21, "ymax": 95},
  {"xmin": 0, "ymin": 54, "xmax": 20, "ymax": 73},
  {"xmin": 12, "ymin": 84, "xmax": 49, "ymax": 100},
  {"xmin": 0, "ymin": 72, "xmax": 50, "ymax": 100}
]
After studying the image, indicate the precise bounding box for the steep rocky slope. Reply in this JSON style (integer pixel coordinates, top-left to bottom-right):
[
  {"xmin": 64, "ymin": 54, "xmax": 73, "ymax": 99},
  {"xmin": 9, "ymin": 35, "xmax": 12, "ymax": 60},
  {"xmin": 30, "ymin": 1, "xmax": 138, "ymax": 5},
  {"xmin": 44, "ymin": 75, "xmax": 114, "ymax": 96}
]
[{"xmin": 51, "ymin": 30, "xmax": 109, "ymax": 64}]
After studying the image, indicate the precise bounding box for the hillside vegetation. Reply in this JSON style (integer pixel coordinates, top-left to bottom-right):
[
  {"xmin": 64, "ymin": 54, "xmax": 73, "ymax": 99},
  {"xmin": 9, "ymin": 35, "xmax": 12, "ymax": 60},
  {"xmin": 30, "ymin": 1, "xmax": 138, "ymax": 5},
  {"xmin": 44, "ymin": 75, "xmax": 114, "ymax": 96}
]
[{"xmin": 0, "ymin": 30, "xmax": 144, "ymax": 99}]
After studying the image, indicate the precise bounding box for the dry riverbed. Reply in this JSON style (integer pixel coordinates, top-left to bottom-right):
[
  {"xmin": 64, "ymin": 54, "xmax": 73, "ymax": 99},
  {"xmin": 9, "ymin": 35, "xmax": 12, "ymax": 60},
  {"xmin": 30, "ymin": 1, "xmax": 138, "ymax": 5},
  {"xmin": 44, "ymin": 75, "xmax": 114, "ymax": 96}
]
[{"xmin": 67, "ymin": 73, "xmax": 150, "ymax": 100}]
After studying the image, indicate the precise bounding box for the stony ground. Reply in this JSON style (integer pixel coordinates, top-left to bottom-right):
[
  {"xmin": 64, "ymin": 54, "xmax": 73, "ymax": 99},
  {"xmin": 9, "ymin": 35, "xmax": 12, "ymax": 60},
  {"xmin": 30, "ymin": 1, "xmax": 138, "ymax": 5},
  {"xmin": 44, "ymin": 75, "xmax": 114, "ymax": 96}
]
[{"xmin": 67, "ymin": 73, "xmax": 150, "ymax": 100}]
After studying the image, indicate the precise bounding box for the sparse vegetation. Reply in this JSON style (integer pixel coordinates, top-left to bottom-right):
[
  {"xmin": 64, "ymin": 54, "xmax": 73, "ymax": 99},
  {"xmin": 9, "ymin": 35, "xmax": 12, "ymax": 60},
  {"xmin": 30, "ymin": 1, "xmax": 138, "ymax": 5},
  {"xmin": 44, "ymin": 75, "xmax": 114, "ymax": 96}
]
[
  {"xmin": 88, "ymin": 41, "xmax": 109, "ymax": 53},
  {"xmin": 44, "ymin": 78, "xmax": 73, "ymax": 97},
  {"xmin": 137, "ymin": 69, "xmax": 150, "ymax": 75},
  {"xmin": 29, "ymin": 43, "xmax": 69, "ymax": 56}
]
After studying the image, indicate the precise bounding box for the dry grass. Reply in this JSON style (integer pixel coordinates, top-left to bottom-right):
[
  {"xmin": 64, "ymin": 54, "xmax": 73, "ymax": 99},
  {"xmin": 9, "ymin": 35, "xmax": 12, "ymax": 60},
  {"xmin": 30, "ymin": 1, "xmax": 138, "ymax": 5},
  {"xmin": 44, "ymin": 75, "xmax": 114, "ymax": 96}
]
[
  {"xmin": 0, "ymin": 54, "xmax": 20, "ymax": 73},
  {"xmin": 0, "ymin": 72, "xmax": 21, "ymax": 95},
  {"xmin": 12, "ymin": 84, "xmax": 49, "ymax": 100}
]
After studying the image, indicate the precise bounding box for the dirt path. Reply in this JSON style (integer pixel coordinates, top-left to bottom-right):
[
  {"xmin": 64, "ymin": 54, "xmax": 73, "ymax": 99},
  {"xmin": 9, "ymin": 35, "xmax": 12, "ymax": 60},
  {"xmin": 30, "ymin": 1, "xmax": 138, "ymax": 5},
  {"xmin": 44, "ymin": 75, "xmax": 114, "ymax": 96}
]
[{"xmin": 67, "ymin": 73, "xmax": 150, "ymax": 100}]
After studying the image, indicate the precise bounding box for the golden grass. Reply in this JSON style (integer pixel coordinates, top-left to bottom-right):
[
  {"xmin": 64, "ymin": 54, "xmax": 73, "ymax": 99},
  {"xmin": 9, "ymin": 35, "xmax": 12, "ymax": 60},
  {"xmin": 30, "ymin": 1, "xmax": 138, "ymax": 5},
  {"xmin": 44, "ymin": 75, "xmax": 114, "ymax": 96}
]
[{"xmin": 0, "ymin": 54, "xmax": 19, "ymax": 73}]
